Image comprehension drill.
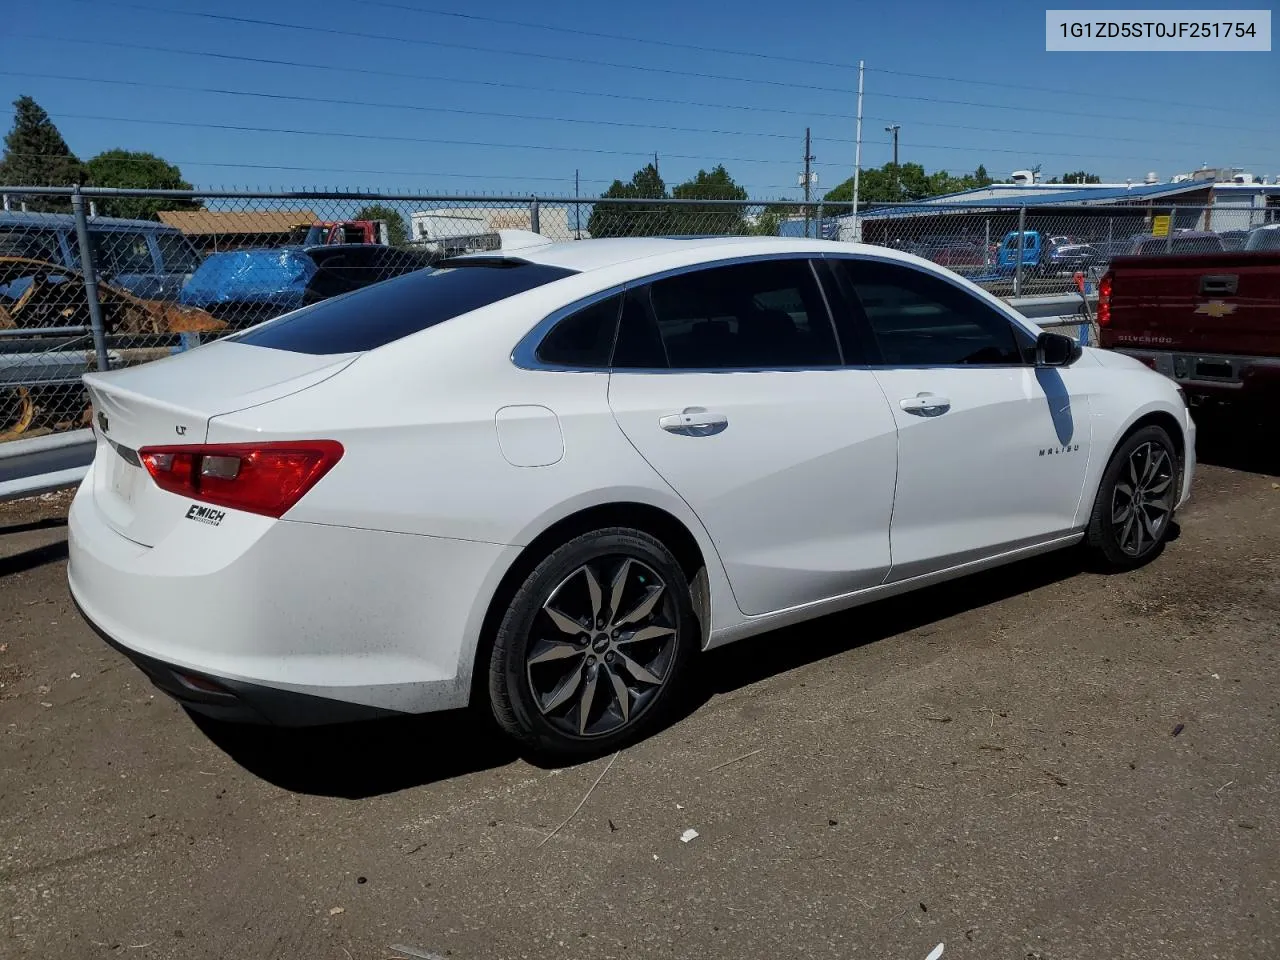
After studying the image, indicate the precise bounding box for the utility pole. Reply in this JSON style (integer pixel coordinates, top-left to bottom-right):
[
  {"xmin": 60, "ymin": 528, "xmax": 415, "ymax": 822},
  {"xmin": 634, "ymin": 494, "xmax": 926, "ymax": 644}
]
[
  {"xmin": 885, "ymin": 124, "xmax": 900, "ymax": 198},
  {"xmin": 803, "ymin": 127, "xmax": 814, "ymax": 237},
  {"xmin": 574, "ymin": 168, "xmax": 581, "ymax": 240},
  {"xmin": 653, "ymin": 152, "xmax": 659, "ymax": 179},
  {"xmin": 852, "ymin": 59, "xmax": 864, "ymax": 240}
]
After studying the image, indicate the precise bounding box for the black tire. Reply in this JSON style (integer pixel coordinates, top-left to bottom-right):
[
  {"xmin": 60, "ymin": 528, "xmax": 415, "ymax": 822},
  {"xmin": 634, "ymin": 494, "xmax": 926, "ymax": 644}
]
[
  {"xmin": 1085, "ymin": 425, "xmax": 1179, "ymax": 571},
  {"xmin": 487, "ymin": 527, "xmax": 697, "ymax": 759}
]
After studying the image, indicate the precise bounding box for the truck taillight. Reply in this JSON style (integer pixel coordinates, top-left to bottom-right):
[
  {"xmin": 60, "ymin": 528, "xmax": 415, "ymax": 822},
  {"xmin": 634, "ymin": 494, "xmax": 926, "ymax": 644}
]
[
  {"xmin": 1098, "ymin": 272, "xmax": 1113, "ymax": 327},
  {"xmin": 138, "ymin": 441, "xmax": 344, "ymax": 518}
]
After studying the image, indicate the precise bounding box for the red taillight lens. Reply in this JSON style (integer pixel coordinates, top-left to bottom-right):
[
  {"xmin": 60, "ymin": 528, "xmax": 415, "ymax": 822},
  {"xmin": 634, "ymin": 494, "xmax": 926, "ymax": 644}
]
[
  {"xmin": 1097, "ymin": 272, "xmax": 1113, "ymax": 327},
  {"xmin": 138, "ymin": 441, "xmax": 344, "ymax": 518}
]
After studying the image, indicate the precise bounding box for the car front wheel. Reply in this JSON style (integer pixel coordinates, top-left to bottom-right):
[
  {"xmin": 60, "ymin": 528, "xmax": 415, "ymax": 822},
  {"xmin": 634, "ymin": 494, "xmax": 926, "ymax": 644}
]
[
  {"xmin": 487, "ymin": 527, "xmax": 697, "ymax": 758},
  {"xmin": 1086, "ymin": 425, "xmax": 1179, "ymax": 570}
]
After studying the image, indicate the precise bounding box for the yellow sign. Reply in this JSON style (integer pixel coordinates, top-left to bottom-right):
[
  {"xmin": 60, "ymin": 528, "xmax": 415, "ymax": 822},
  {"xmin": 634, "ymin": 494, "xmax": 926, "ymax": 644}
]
[{"xmin": 1151, "ymin": 215, "xmax": 1171, "ymax": 237}]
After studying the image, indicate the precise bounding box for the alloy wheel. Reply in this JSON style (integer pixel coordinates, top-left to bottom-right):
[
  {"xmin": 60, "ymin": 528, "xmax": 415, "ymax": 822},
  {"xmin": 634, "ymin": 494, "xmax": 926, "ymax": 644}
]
[
  {"xmin": 525, "ymin": 556, "xmax": 678, "ymax": 738},
  {"xmin": 1110, "ymin": 441, "xmax": 1174, "ymax": 557}
]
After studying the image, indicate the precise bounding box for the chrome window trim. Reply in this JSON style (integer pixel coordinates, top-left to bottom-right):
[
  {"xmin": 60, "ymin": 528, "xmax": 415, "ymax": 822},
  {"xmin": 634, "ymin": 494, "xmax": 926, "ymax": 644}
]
[{"xmin": 511, "ymin": 251, "xmax": 845, "ymax": 374}]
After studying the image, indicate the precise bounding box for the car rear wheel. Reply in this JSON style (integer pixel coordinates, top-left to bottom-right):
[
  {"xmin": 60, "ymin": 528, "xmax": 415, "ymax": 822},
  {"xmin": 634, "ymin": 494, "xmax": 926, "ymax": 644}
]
[
  {"xmin": 487, "ymin": 527, "xmax": 697, "ymax": 758},
  {"xmin": 1086, "ymin": 425, "xmax": 1179, "ymax": 570}
]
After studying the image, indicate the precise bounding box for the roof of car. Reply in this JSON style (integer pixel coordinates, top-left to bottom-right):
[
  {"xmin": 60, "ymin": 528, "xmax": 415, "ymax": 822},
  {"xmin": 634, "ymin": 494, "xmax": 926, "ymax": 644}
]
[
  {"xmin": 0, "ymin": 210, "xmax": 185, "ymax": 231},
  {"xmin": 497, "ymin": 235, "xmax": 841, "ymax": 273}
]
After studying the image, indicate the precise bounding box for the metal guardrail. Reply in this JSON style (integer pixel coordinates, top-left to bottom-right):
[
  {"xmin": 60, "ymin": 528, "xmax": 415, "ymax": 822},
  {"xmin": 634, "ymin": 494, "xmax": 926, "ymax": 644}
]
[{"xmin": 0, "ymin": 428, "xmax": 94, "ymax": 503}]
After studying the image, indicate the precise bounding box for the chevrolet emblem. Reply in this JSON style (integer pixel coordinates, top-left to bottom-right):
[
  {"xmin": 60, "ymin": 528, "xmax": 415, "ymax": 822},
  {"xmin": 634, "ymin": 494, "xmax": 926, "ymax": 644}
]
[{"xmin": 1195, "ymin": 300, "xmax": 1236, "ymax": 318}]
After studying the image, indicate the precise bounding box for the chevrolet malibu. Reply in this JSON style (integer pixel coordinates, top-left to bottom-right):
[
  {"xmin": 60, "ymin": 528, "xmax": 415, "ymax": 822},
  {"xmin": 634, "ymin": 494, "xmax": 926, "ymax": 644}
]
[{"xmin": 68, "ymin": 236, "xmax": 1195, "ymax": 757}]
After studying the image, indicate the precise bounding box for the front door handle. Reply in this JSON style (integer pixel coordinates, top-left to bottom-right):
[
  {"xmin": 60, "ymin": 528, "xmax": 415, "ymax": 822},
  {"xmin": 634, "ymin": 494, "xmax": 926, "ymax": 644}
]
[
  {"xmin": 899, "ymin": 394, "xmax": 952, "ymax": 416},
  {"xmin": 659, "ymin": 408, "xmax": 728, "ymax": 436}
]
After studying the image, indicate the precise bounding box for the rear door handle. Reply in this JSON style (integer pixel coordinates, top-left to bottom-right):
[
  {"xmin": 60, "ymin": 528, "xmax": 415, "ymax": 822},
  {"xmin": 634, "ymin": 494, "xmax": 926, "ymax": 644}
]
[
  {"xmin": 660, "ymin": 408, "xmax": 728, "ymax": 436},
  {"xmin": 899, "ymin": 394, "xmax": 951, "ymax": 416}
]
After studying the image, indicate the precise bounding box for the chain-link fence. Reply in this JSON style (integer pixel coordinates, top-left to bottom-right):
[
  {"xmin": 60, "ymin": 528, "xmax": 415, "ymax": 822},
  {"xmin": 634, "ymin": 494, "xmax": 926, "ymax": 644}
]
[{"xmin": 2, "ymin": 186, "xmax": 1275, "ymax": 443}]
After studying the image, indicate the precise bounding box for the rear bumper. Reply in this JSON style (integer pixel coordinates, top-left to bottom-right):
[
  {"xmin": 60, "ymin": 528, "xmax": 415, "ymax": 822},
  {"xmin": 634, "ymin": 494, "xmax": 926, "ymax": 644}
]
[
  {"xmin": 67, "ymin": 464, "xmax": 518, "ymax": 722},
  {"xmin": 74, "ymin": 594, "xmax": 396, "ymax": 725},
  {"xmin": 1114, "ymin": 349, "xmax": 1280, "ymax": 406}
]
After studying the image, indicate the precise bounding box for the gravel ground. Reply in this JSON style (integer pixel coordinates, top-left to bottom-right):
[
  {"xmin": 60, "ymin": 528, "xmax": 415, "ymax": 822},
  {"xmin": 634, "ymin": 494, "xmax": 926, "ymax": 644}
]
[{"xmin": 1, "ymin": 438, "xmax": 1277, "ymax": 960}]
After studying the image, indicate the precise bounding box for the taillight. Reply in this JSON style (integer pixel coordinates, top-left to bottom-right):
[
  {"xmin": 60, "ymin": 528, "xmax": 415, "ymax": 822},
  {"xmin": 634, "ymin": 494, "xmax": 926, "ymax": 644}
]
[
  {"xmin": 138, "ymin": 441, "xmax": 344, "ymax": 518},
  {"xmin": 1097, "ymin": 272, "xmax": 1113, "ymax": 327}
]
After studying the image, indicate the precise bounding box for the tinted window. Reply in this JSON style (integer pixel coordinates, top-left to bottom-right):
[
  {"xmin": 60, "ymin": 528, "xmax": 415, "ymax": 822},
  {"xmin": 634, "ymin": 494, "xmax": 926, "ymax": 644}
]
[
  {"xmin": 154, "ymin": 232, "xmax": 202, "ymax": 273},
  {"xmin": 1172, "ymin": 236, "xmax": 1223, "ymax": 254},
  {"xmin": 1246, "ymin": 228, "xmax": 1280, "ymax": 251},
  {"xmin": 536, "ymin": 294, "xmax": 622, "ymax": 368},
  {"xmin": 832, "ymin": 259, "xmax": 1028, "ymax": 366},
  {"xmin": 0, "ymin": 228, "xmax": 60, "ymax": 262},
  {"xmin": 236, "ymin": 260, "xmax": 575, "ymax": 354},
  {"xmin": 612, "ymin": 287, "xmax": 668, "ymax": 369},
  {"xmin": 641, "ymin": 259, "xmax": 841, "ymax": 369},
  {"xmin": 89, "ymin": 231, "xmax": 154, "ymax": 275}
]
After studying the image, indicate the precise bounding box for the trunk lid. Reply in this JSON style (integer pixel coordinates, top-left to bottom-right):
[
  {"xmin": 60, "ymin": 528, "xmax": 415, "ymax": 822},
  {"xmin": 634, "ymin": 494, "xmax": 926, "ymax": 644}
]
[{"xmin": 83, "ymin": 340, "xmax": 357, "ymax": 546}]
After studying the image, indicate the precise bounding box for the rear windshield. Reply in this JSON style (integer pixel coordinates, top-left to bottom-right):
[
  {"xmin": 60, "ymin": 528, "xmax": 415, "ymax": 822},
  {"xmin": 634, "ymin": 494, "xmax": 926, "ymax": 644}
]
[
  {"xmin": 233, "ymin": 259, "xmax": 576, "ymax": 354},
  {"xmin": 1245, "ymin": 228, "xmax": 1280, "ymax": 251}
]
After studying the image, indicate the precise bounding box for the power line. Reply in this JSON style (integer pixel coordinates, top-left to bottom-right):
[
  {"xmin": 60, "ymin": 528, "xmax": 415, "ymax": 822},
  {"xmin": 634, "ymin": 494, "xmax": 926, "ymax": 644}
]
[
  {"xmin": 0, "ymin": 70, "xmax": 801, "ymax": 143},
  {"xmin": 37, "ymin": 67, "xmax": 1239, "ymax": 161},
  {"xmin": 345, "ymin": 0, "xmax": 859, "ymax": 70},
  {"xmin": 37, "ymin": 107, "xmax": 1265, "ymax": 168},
  {"xmin": 865, "ymin": 67, "xmax": 1260, "ymax": 119},
  {"xmin": 0, "ymin": 149, "xmax": 610, "ymax": 183},
  {"xmin": 66, "ymin": 0, "xmax": 862, "ymax": 96},
  {"xmin": 851, "ymin": 116, "xmax": 1276, "ymax": 153},
  {"xmin": 864, "ymin": 90, "xmax": 1273, "ymax": 134},
  {"xmin": 19, "ymin": 33, "xmax": 862, "ymax": 122},
  {"xmin": 38, "ymin": 109, "xmax": 829, "ymax": 167},
  {"xmin": 23, "ymin": 32, "xmax": 1279, "ymax": 147},
  {"xmin": 334, "ymin": 0, "xmax": 1267, "ymax": 120},
  {"xmin": 79, "ymin": 0, "xmax": 1275, "ymax": 132}
]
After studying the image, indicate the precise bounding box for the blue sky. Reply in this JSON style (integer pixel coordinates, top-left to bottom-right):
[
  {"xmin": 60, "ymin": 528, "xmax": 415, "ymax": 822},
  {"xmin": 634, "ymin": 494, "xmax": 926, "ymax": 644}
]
[{"xmin": 0, "ymin": 0, "xmax": 1276, "ymax": 198}]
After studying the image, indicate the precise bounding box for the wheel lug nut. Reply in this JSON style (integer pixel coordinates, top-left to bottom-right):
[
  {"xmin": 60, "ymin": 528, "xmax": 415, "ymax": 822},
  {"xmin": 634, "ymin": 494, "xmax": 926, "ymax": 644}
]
[
  {"xmin": 605, "ymin": 652, "xmax": 615, "ymax": 663},
  {"xmin": 586, "ymin": 655, "xmax": 596, "ymax": 665},
  {"xmin": 611, "ymin": 630, "xmax": 619, "ymax": 640}
]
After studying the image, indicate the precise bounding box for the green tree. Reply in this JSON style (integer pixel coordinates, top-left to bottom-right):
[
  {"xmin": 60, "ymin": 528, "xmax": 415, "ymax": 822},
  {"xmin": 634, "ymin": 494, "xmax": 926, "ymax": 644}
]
[
  {"xmin": 824, "ymin": 161, "xmax": 997, "ymax": 206},
  {"xmin": 0, "ymin": 95, "xmax": 86, "ymax": 212},
  {"xmin": 587, "ymin": 163, "xmax": 668, "ymax": 237},
  {"xmin": 746, "ymin": 203, "xmax": 792, "ymax": 236},
  {"xmin": 670, "ymin": 165, "xmax": 748, "ymax": 235},
  {"xmin": 85, "ymin": 149, "xmax": 198, "ymax": 220},
  {"xmin": 355, "ymin": 203, "xmax": 409, "ymax": 246},
  {"xmin": 1060, "ymin": 170, "xmax": 1102, "ymax": 184}
]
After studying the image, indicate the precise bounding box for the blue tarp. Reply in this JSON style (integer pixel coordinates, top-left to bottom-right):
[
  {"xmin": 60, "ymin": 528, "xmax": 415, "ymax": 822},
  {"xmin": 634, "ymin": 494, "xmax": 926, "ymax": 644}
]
[{"xmin": 179, "ymin": 249, "xmax": 316, "ymax": 307}]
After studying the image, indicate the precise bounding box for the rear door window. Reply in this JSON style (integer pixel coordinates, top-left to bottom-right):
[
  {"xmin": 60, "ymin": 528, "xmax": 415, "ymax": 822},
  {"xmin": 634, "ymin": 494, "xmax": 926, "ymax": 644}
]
[
  {"xmin": 638, "ymin": 258, "xmax": 842, "ymax": 369},
  {"xmin": 89, "ymin": 230, "xmax": 155, "ymax": 275},
  {"xmin": 153, "ymin": 232, "xmax": 202, "ymax": 274},
  {"xmin": 235, "ymin": 259, "xmax": 576, "ymax": 354}
]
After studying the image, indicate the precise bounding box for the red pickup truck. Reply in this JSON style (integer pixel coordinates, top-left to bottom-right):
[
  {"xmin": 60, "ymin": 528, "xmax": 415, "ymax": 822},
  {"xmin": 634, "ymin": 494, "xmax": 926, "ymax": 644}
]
[{"xmin": 1098, "ymin": 250, "xmax": 1280, "ymax": 413}]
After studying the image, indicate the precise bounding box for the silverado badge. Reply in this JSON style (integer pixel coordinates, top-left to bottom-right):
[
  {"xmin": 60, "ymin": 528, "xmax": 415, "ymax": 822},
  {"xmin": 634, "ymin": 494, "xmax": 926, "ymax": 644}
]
[{"xmin": 1194, "ymin": 300, "xmax": 1236, "ymax": 318}]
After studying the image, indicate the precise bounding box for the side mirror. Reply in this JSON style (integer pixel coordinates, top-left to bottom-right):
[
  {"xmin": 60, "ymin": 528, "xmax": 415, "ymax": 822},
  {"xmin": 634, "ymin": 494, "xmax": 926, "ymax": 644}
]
[{"xmin": 1036, "ymin": 331, "xmax": 1082, "ymax": 367}]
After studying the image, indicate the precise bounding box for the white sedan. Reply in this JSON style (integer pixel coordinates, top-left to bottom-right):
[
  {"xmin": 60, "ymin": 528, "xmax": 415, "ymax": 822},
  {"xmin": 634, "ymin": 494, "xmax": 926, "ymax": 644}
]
[{"xmin": 68, "ymin": 236, "xmax": 1195, "ymax": 756}]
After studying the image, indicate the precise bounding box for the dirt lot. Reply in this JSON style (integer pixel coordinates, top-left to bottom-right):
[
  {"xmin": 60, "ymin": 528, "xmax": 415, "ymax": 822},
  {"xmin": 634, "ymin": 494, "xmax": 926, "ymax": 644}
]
[{"xmin": 2, "ymin": 436, "xmax": 1277, "ymax": 960}]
